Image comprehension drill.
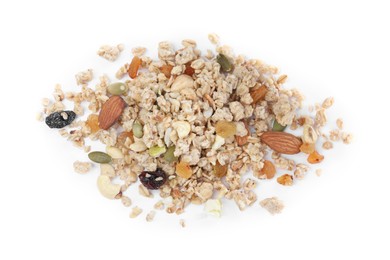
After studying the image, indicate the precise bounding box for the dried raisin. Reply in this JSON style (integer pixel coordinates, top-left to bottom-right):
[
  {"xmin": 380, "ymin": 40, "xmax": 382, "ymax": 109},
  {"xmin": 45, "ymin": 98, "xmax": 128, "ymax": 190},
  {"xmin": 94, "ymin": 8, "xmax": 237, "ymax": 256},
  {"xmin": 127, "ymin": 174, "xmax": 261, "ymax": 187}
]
[
  {"xmin": 45, "ymin": 110, "xmax": 76, "ymax": 128},
  {"xmin": 139, "ymin": 168, "xmax": 167, "ymax": 190}
]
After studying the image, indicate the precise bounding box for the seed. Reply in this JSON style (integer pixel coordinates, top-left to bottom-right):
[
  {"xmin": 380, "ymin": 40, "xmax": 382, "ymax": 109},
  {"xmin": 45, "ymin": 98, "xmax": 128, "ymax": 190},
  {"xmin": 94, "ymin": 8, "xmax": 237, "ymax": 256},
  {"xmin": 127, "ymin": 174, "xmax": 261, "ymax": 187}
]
[
  {"xmin": 272, "ymin": 120, "xmax": 286, "ymax": 132},
  {"xmin": 216, "ymin": 54, "xmax": 233, "ymax": 73},
  {"xmin": 213, "ymin": 161, "xmax": 228, "ymax": 178},
  {"xmin": 128, "ymin": 56, "xmax": 142, "ymax": 79},
  {"xmin": 307, "ymin": 151, "xmax": 324, "ymax": 164},
  {"xmin": 176, "ymin": 161, "xmax": 193, "ymax": 179},
  {"xmin": 215, "ymin": 120, "xmax": 237, "ymax": 138},
  {"xmin": 260, "ymin": 160, "xmax": 276, "ymax": 179},
  {"xmin": 88, "ymin": 151, "xmax": 112, "ymax": 164},
  {"xmin": 86, "ymin": 114, "xmax": 100, "ymax": 133},
  {"xmin": 45, "ymin": 110, "xmax": 76, "ymax": 129},
  {"xmin": 164, "ymin": 146, "xmax": 178, "ymax": 162},
  {"xmin": 148, "ymin": 145, "xmax": 167, "ymax": 157},
  {"xmin": 139, "ymin": 168, "xmax": 167, "ymax": 190},
  {"xmin": 277, "ymin": 174, "xmax": 293, "ymax": 186},
  {"xmin": 107, "ymin": 82, "xmax": 128, "ymax": 95},
  {"xmin": 132, "ymin": 120, "xmax": 143, "ymax": 138}
]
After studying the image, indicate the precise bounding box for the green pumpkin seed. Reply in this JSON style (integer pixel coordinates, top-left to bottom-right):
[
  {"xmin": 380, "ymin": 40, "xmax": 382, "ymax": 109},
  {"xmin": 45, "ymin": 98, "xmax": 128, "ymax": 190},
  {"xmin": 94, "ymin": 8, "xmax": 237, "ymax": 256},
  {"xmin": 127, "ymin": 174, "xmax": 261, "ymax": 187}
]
[
  {"xmin": 164, "ymin": 146, "xmax": 178, "ymax": 162},
  {"xmin": 272, "ymin": 120, "xmax": 286, "ymax": 132},
  {"xmin": 107, "ymin": 82, "xmax": 127, "ymax": 95},
  {"xmin": 133, "ymin": 120, "xmax": 143, "ymax": 138},
  {"xmin": 216, "ymin": 54, "xmax": 233, "ymax": 73},
  {"xmin": 88, "ymin": 151, "xmax": 112, "ymax": 164},
  {"xmin": 148, "ymin": 145, "xmax": 166, "ymax": 157}
]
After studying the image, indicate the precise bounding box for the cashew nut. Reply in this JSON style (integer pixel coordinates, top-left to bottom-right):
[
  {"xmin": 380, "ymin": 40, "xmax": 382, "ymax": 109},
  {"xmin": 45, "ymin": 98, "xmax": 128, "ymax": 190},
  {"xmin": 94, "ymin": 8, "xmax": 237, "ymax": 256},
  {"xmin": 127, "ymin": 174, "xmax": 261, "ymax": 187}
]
[
  {"xmin": 100, "ymin": 163, "xmax": 115, "ymax": 177},
  {"xmin": 170, "ymin": 75, "xmax": 194, "ymax": 92},
  {"xmin": 97, "ymin": 175, "xmax": 121, "ymax": 199},
  {"xmin": 172, "ymin": 121, "xmax": 191, "ymax": 139}
]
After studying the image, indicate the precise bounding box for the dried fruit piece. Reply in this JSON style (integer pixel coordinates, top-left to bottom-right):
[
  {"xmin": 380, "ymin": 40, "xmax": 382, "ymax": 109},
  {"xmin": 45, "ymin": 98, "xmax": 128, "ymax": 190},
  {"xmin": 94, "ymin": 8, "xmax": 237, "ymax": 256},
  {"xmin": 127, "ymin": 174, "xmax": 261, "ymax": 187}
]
[
  {"xmin": 260, "ymin": 160, "xmax": 276, "ymax": 179},
  {"xmin": 272, "ymin": 120, "xmax": 286, "ymax": 132},
  {"xmin": 139, "ymin": 168, "xmax": 167, "ymax": 190},
  {"xmin": 98, "ymin": 96, "xmax": 126, "ymax": 130},
  {"xmin": 45, "ymin": 110, "xmax": 76, "ymax": 128},
  {"xmin": 128, "ymin": 56, "xmax": 141, "ymax": 79},
  {"xmin": 213, "ymin": 161, "xmax": 228, "ymax": 178},
  {"xmin": 300, "ymin": 142, "xmax": 316, "ymax": 154},
  {"xmin": 250, "ymin": 85, "xmax": 267, "ymax": 104},
  {"xmin": 277, "ymin": 174, "xmax": 293, "ymax": 186},
  {"xmin": 117, "ymin": 131, "xmax": 134, "ymax": 148},
  {"xmin": 132, "ymin": 120, "xmax": 143, "ymax": 138},
  {"xmin": 184, "ymin": 62, "xmax": 195, "ymax": 76},
  {"xmin": 86, "ymin": 114, "xmax": 100, "ymax": 133},
  {"xmin": 88, "ymin": 151, "xmax": 112, "ymax": 164},
  {"xmin": 261, "ymin": 131, "xmax": 302, "ymax": 155},
  {"xmin": 307, "ymin": 151, "xmax": 324, "ymax": 164},
  {"xmin": 160, "ymin": 64, "xmax": 173, "ymax": 78},
  {"xmin": 164, "ymin": 146, "xmax": 178, "ymax": 162},
  {"xmin": 216, "ymin": 54, "xmax": 233, "ymax": 72},
  {"xmin": 176, "ymin": 161, "xmax": 193, "ymax": 179},
  {"xmin": 107, "ymin": 82, "xmax": 128, "ymax": 95},
  {"xmin": 215, "ymin": 120, "xmax": 237, "ymax": 138},
  {"xmin": 148, "ymin": 145, "xmax": 166, "ymax": 157}
]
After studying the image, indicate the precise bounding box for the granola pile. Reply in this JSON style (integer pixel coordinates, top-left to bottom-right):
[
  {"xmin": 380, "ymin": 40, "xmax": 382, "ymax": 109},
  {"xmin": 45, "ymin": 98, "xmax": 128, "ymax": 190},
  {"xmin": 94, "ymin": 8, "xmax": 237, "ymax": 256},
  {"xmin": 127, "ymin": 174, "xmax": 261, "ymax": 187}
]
[{"xmin": 38, "ymin": 34, "xmax": 352, "ymax": 222}]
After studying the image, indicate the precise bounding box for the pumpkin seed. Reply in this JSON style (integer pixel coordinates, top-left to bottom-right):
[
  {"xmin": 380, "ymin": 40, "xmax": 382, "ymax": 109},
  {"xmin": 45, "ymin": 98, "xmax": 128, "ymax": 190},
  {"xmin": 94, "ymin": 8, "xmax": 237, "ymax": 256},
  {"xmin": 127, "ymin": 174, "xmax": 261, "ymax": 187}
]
[
  {"xmin": 272, "ymin": 120, "xmax": 286, "ymax": 132},
  {"xmin": 88, "ymin": 151, "xmax": 112, "ymax": 164},
  {"xmin": 164, "ymin": 146, "xmax": 178, "ymax": 162},
  {"xmin": 216, "ymin": 54, "xmax": 233, "ymax": 73},
  {"xmin": 132, "ymin": 120, "xmax": 143, "ymax": 138},
  {"xmin": 148, "ymin": 145, "xmax": 166, "ymax": 157},
  {"xmin": 107, "ymin": 82, "xmax": 127, "ymax": 95}
]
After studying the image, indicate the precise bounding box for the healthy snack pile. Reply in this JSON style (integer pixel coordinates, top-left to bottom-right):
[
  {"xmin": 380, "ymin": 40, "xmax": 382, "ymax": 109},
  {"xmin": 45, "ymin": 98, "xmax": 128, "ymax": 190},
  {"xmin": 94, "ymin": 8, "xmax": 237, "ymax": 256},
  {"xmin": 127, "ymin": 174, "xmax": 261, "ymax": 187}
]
[{"xmin": 38, "ymin": 34, "xmax": 352, "ymax": 223}]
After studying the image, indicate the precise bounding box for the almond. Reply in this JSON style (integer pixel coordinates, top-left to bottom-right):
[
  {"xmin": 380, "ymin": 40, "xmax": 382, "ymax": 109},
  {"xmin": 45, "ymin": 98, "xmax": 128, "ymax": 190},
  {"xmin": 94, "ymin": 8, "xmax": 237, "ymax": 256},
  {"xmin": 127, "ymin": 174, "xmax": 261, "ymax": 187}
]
[
  {"xmin": 250, "ymin": 84, "xmax": 267, "ymax": 104},
  {"xmin": 98, "ymin": 96, "xmax": 126, "ymax": 130},
  {"xmin": 260, "ymin": 131, "xmax": 302, "ymax": 154}
]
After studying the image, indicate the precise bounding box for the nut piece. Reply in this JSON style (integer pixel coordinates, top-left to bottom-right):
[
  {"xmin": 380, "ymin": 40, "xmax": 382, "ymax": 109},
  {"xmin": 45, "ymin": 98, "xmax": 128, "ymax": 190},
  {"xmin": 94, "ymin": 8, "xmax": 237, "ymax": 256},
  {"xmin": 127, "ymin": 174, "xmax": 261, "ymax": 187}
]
[
  {"xmin": 176, "ymin": 161, "xmax": 193, "ymax": 179},
  {"xmin": 149, "ymin": 145, "xmax": 167, "ymax": 157},
  {"xmin": 98, "ymin": 96, "xmax": 126, "ymax": 130},
  {"xmin": 106, "ymin": 146, "xmax": 124, "ymax": 159},
  {"xmin": 260, "ymin": 197, "xmax": 284, "ymax": 215},
  {"xmin": 302, "ymin": 125, "xmax": 318, "ymax": 144},
  {"xmin": 204, "ymin": 199, "xmax": 222, "ymax": 217},
  {"xmin": 260, "ymin": 160, "xmax": 276, "ymax": 179},
  {"xmin": 277, "ymin": 174, "xmax": 294, "ymax": 186},
  {"xmin": 250, "ymin": 85, "xmax": 267, "ymax": 104},
  {"xmin": 97, "ymin": 175, "xmax": 122, "ymax": 199},
  {"xmin": 261, "ymin": 132, "xmax": 303, "ymax": 155},
  {"xmin": 172, "ymin": 121, "xmax": 191, "ymax": 138},
  {"xmin": 100, "ymin": 164, "xmax": 115, "ymax": 177},
  {"xmin": 129, "ymin": 140, "xmax": 147, "ymax": 152},
  {"xmin": 212, "ymin": 135, "xmax": 225, "ymax": 150},
  {"xmin": 170, "ymin": 75, "xmax": 194, "ymax": 92}
]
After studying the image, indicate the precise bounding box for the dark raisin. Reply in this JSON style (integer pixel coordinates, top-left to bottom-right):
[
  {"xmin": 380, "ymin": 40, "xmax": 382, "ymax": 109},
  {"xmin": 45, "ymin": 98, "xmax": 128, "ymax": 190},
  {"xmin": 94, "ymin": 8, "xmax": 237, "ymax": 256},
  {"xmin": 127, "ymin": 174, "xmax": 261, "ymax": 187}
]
[
  {"xmin": 139, "ymin": 168, "xmax": 167, "ymax": 190},
  {"xmin": 45, "ymin": 110, "xmax": 76, "ymax": 128}
]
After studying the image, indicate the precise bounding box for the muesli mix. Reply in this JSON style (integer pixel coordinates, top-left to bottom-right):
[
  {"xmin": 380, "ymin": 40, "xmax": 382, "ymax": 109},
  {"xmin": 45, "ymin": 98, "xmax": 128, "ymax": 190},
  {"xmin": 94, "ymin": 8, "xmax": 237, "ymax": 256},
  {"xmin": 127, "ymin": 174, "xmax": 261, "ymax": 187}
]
[{"xmin": 38, "ymin": 34, "xmax": 352, "ymax": 223}]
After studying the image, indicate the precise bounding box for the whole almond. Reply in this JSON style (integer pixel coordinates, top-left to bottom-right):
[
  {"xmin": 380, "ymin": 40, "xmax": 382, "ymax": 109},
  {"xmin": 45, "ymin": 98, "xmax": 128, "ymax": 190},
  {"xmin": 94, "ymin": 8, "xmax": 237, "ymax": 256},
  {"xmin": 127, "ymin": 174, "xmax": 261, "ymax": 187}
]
[
  {"xmin": 98, "ymin": 96, "xmax": 126, "ymax": 130},
  {"xmin": 260, "ymin": 131, "xmax": 302, "ymax": 154}
]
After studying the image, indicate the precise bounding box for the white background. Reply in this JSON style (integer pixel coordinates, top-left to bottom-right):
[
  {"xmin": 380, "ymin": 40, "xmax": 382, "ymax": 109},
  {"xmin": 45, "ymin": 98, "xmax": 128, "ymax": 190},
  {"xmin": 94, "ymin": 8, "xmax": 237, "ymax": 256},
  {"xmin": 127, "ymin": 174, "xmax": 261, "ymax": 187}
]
[{"xmin": 0, "ymin": 0, "xmax": 389, "ymax": 259}]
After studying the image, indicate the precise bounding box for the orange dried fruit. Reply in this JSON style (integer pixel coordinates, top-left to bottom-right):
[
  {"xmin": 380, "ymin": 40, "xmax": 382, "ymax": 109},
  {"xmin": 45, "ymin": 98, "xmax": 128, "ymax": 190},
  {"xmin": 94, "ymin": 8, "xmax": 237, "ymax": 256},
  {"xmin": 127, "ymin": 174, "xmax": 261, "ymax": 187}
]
[
  {"xmin": 300, "ymin": 143, "xmax": 315, "ymax": 154},
  {"xmin": 86, "ymin": 114, "xmax": 100, "ymax": 133},
  {"xmin": 128, "ymin": 56, "xmax": 142, "ymax": 79},
  {"xmin": 160, "ymin": 64, "xmax": 173, "ymax": 78},
  {"xmin": 260, "ymin": 160, "xmax": 276, "ymax": 179},
  {"xmin": 250, "ymin": 85, "xmax": 267, "ymax": 104},
  {"xmin": 213, "ymin": 161, "xmax": 228, "ymax": 178},
  {"xmin": 215, "ymin": 120, "xmax": 237, "ymax": 138},
  {"xmin": 176, "ymin": 161, "xmax": 193, "ymax": 179},
  {"xmin": 117, "ymin": 131, "xmax": 134, "ymax": 149},
  {"xmin": 307, "ymin": 151, "xmax": 324, "ymax": 164},
  {"xmin": 184, "ymin": 62, "xmax": 195, "ymax": 76},
  {"xmin": 277, "ymin": 174, "xmax": 293, "ymax": 186}
]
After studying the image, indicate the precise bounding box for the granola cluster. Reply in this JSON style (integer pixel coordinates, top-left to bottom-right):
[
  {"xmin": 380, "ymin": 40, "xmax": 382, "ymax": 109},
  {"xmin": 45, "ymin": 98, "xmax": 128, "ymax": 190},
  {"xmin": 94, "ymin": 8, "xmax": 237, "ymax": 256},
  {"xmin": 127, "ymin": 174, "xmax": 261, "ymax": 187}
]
[{"xmin": 39, "ymin": 34, "xmax": 352, "ymax": 221}]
